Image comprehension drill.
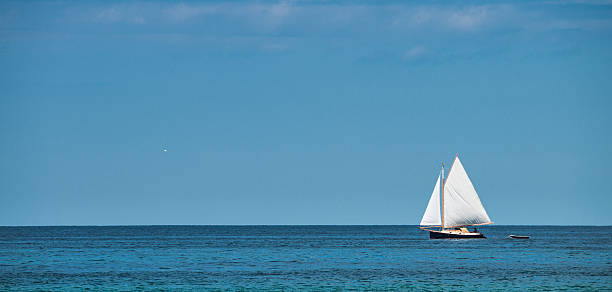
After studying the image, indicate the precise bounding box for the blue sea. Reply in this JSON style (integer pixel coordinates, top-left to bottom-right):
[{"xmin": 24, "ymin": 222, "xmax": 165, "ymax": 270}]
[{"xmin": 1, "ymin": 225, "xmax": 610, "ymax": 291}]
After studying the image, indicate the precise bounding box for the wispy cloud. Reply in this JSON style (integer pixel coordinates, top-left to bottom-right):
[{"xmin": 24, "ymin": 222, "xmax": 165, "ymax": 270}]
[
  {"xmin": 83, "ymin": 1, "xmax": 611, "ymax": 36},
  {"xmin": 163, "ymin": 3, "xmax": 219, "ymax": 22},
  {"xmin": 95, "ymin": 6, "xmax": 146, "ymax": 24},
  {"xmin": 403, "ymin": 46, "xmax": 426, "ymax": 61},
  {"xmin": 447, "ymin": 6, "xmax": 490, "ymax": 30},
  {"xmin": 160, "ymin": 1, "xmax": 294, "ymax": 30},
  {"xmin": 87, "ymin": 2, "xmax": 516, "ymax": 33},
  {"xmin": 393, "ymin": 5, "xmax": 515, "ymax": 32},
  {"xmin": 4, "ymin": 0, "xmax": 606, "ymax": 62},
  {"xmin": 95, "ymin": 7, "xmax": 121, "ymax": 23},
  {"xmin": 254, "ymin": 0, "xmax": 294, "ymax": 28}
]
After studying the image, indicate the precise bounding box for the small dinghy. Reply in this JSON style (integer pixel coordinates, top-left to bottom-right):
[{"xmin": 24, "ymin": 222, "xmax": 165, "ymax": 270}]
[{"xmin": 509, "ymin": 235, "xmax": 530, "ymax": 239}]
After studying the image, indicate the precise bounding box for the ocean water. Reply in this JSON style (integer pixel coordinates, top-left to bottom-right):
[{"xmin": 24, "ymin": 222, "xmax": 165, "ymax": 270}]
[{"xmin": 0, "ymin": 225, "xmax": 610, "ymax": 291}]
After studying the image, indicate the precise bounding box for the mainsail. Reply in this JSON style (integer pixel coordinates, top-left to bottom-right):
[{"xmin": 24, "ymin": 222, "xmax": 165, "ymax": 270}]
[
  {"xmin": 419, "ymin": 174, "xmax": 441, "ymax": 226},
  {"xmin": 443, "ymin": 156, "xmax": 491, "ymax": 227},
  {"xmin": 419, "ymin": 156, "xmax": 492, "ymax": 228}
]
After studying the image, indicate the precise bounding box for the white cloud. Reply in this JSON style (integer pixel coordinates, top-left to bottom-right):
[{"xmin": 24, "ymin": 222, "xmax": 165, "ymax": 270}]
[
  {"xmin": 263, "ymin": 0, "xmax": 293, "ymax": 20},
  {"xmin": 393, "ymin": 5, "xmax": 515, "ymax": 32},
  {"xmin": 243, "ymin": 0, "xmax": 294, "ymax": 30},
  {"xmin": 86, "ymin": 2, "xmax": 607, "ymax": 37},
  {"xmin": 163, "ymin": 3, "xmax": 218, "ymax": 22},
  {"xmin": 95, "ymin": 7, "xmax": 121, "ymax": 23},
  {"xmin": 160, "ymin": 1, "xmax": 294, "ymax": 29},
  {"xmin": 403, "ymin": 46, "xmax": 426, "ymax": 61},
  {"xmin": 447, "ymin": 6, "xmax": 489, "ymax": 30},
  {"xmin": 95, "ymin": 6, "xmax": 146, "ymax": 24}
]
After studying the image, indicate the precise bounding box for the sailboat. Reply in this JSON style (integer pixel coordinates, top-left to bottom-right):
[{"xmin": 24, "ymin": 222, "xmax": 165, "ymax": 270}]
[{"xmin": 420, "ymin": 155, "xmax": 493, "ymax": 239}]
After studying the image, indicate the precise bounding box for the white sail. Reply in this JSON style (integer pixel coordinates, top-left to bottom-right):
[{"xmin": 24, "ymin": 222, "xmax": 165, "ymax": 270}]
[
  {"xmin": 443, "ymin": 156, "xmax": 491, "ymax": 227},
  {"xmin": 420, "ymin": 173, "xmax": 441, "ymax": 226}
]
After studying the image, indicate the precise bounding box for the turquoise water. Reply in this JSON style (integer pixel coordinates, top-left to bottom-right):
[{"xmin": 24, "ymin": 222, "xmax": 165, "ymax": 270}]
[{"xmin": 1, "ymin": 225, "xmax": 610, "ymax": 291}]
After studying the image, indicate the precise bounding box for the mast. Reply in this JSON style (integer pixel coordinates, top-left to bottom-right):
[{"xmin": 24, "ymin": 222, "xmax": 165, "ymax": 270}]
[{"xmin": 441, "ymin": 162, "xmax": 445, "ymax": 230}]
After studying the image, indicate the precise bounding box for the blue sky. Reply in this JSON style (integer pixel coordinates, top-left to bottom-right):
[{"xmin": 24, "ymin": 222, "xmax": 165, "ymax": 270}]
[{"xmin": 1, "ymin": 0, "xmax": 611, "ymax": 225}]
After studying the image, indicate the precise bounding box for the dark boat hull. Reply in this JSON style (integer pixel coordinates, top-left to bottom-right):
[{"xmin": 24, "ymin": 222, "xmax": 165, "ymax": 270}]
[{"xmin": 429, "ymin": 230, "xmax": 486, "ymax": 239}]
